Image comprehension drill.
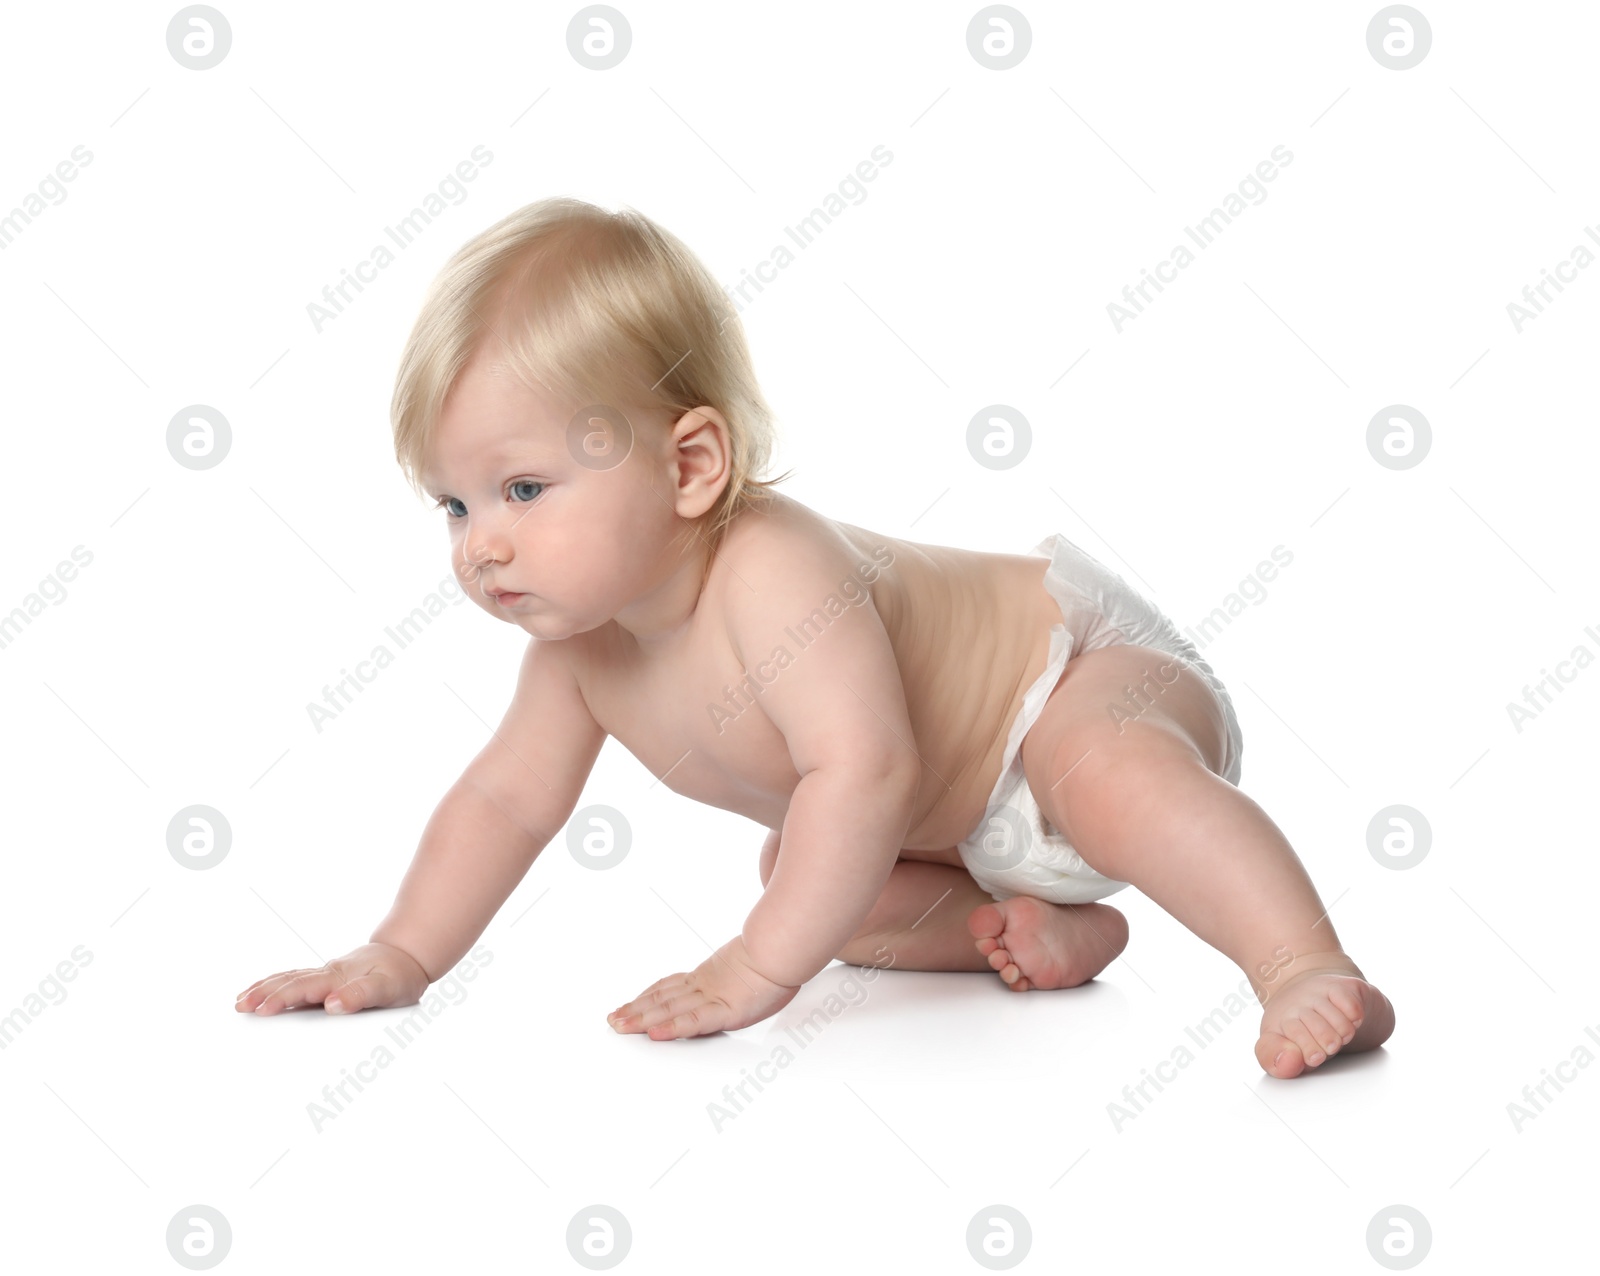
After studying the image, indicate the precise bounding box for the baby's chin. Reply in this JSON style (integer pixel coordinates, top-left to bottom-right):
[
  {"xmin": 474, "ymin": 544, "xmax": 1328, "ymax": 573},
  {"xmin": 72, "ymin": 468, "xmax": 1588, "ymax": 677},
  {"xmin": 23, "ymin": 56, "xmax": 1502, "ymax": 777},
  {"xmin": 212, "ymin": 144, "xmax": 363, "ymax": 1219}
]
[{"xmin": 510, "ymin": 607, "xmax": 605, "ymax": 642}]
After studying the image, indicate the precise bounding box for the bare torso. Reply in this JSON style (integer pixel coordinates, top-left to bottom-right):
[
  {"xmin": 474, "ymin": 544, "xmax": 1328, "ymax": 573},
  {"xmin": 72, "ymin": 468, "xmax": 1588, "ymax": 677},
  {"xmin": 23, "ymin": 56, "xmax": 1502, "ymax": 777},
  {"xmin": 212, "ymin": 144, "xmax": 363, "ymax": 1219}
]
[{"xmin": 565, "ymin": 493, "xmax": 1064, "ymax": 859}]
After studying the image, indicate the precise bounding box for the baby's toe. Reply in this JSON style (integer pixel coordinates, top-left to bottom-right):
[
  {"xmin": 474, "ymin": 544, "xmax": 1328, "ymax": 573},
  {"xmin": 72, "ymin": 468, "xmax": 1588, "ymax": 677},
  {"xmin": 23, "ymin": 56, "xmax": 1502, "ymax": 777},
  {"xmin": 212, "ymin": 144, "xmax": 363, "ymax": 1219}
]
[
  {"xmin": 1311, "ymin": 996, "xmax": 1356, "ymax": 1044},
  {"xmin": 967, "ymin": 902, "xmax": 1005, "ymax": 942},
  {"xmin": 1281, "ymin": 1015, "xmax": 1330, "ymax": 1067},
  {"xmin": 1302, "ymin": 1006, "xmax": 1351, "ymax": 1056},
  {"xmin": 1332, "ymin": 994, "xmax": 1367, "ymax": 1036},
  {"xmin": 1256, "ymin": 1030, "xmax": 1305, "ymax": 1078}
]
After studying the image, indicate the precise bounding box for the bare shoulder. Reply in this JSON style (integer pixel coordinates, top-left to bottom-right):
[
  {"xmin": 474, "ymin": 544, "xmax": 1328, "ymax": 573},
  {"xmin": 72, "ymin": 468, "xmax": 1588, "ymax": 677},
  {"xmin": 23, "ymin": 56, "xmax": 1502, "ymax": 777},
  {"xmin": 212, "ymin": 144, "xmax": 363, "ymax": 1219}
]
[
  {"xmin": 718, "ymin": 491, "xmax": 906, "ymax": 576},
  {"xmin": 717, "ymin": 489, "xmax": 828, "ymax": 553},
  {"xmin": 713, "ymin": 494, "xmax": 898, "ymax": 646},
  {"xmin": 711, "ymin": 493, "xmax": 919, "ymax": 775}
]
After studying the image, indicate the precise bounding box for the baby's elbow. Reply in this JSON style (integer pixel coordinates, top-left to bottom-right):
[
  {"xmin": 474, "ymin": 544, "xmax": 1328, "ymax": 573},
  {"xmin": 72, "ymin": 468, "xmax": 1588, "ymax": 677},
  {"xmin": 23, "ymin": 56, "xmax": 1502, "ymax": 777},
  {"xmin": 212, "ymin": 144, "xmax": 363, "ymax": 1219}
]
[
  {"xmin": 851, "ymin": 751, "xmax": 922, "ymax": 807},
  {"xmin": 800, "ymin": 748, "xmax": 920, "ymax": 811}
]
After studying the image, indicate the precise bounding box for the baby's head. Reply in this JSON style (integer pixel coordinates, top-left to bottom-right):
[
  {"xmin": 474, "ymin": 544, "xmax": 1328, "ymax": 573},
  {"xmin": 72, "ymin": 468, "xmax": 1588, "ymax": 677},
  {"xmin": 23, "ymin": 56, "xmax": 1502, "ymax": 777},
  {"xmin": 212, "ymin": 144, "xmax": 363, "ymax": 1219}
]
[{"xmin": 392, "ymin": 197, "xmax": 788, "ymax": 639}]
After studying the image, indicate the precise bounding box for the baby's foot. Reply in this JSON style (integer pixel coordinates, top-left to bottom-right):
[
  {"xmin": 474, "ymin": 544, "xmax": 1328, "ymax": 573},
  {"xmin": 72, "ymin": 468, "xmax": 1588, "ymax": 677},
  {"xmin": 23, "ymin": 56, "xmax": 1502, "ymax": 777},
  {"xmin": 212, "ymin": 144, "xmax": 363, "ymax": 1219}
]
[
  {"xmin": 966, "ymin": 896, "xmax": 1129, "ymax": 991},
  {"xmin": 1256, "ymin": 955, "xmax": 1396, "ymax": 1078}
]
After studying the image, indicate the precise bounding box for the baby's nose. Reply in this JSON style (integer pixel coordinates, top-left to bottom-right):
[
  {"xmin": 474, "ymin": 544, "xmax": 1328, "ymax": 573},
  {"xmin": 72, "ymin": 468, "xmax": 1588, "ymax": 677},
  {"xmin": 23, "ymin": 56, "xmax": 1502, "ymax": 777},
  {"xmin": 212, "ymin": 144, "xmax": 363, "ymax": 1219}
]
[{"xmin": 467, "ymin": 527, "xmax": 512, "ymax": 565}]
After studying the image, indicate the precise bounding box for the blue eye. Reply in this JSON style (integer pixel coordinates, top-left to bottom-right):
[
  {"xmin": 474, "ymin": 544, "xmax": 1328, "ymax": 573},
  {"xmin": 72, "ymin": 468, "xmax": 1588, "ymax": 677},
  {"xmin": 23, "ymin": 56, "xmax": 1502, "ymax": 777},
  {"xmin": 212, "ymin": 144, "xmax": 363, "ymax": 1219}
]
[{"xmin": 434, "ymin": 482, "xmax": 543, "ymax": 518}]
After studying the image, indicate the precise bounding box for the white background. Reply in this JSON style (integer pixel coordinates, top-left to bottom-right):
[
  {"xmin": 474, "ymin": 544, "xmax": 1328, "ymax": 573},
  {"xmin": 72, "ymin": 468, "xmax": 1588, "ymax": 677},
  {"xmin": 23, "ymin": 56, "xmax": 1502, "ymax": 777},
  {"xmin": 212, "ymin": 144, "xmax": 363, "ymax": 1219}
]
[{"xmin": 2, "ymin": 1, "xmax": 1594, "ymax": 1271}]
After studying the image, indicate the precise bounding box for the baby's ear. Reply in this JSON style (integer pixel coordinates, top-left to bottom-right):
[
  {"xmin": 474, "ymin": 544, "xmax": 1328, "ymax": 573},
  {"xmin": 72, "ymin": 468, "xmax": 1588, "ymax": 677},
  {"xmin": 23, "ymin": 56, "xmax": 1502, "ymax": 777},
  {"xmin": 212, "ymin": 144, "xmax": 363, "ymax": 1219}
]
[{"xmin": 668, "ymin": 407, "xmax": 732, "ymax": 515}]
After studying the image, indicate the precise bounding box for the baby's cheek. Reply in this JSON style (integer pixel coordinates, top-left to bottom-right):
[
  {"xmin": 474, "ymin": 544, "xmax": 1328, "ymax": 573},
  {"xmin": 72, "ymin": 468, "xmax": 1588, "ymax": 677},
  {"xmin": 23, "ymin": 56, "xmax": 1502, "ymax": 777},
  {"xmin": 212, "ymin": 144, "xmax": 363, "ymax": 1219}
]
[{"xmin": 454, "ymin": 555, "xmax": 489, "ymax": 593}]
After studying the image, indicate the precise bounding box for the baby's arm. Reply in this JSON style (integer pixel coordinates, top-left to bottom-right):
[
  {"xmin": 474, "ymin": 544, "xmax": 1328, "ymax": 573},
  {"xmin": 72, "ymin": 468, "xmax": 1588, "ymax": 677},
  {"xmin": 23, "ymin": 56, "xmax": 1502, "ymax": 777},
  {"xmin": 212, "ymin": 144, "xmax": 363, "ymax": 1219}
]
[
  {"xmin": 734, "ymin": 568, "xmax": 922, "ymax": 987},
  {"xmin": 236, "ymin": 637, "xmax": 604, "ymax": 1014},
  {"xmin": 370, "ymin": 637, "xmax": 605, "ymax": 980},
  {"xmin": 608, "ymin": 536, "xmax": 921, "ymax": 1037}
]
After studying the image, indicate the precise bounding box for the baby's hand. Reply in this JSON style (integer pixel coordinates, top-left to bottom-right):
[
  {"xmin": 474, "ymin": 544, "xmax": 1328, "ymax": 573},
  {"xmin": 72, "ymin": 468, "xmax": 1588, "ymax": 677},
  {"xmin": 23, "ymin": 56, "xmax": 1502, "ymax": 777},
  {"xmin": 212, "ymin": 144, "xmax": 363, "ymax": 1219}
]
[
  {"xmin": 235, "ymin": 942, "xmax": 431, "ymax": 1016},
  {"xmin": 608, "ymin": 935, "xmax": 800, "ymax": 1040}
]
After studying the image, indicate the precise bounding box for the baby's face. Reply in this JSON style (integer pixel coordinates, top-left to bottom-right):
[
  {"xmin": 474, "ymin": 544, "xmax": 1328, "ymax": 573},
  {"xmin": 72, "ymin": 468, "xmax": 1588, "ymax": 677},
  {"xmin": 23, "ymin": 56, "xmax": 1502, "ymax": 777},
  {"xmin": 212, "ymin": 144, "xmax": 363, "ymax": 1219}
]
[{"xmin": 419, "ymin": 350, "xmax": 677, "ymax": 640}]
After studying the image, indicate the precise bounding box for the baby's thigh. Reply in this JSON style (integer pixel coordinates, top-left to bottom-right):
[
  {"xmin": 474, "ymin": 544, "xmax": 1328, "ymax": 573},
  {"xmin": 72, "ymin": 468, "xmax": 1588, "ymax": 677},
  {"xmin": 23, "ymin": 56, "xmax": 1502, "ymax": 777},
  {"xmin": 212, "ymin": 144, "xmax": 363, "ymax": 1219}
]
[{"xmin": 1022, "ymin": 644, "xmax": 1230, "ymax": 786}]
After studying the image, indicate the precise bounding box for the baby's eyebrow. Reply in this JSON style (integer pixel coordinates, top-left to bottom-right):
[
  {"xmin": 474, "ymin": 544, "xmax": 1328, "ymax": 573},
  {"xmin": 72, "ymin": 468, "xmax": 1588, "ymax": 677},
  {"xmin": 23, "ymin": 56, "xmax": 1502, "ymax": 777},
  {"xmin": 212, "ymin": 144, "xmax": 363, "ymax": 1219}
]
[{"xmin": 420, "ymin": 441, "xmax": 560, "ymax": 495}]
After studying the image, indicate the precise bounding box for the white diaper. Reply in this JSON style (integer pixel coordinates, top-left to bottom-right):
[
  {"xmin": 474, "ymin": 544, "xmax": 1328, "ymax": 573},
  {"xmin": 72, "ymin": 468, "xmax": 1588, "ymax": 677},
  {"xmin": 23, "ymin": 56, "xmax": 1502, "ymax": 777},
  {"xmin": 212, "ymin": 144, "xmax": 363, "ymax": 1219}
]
[{"xmin": 955, "ymin": 532, "xmax": 1244, "ymax": 906}]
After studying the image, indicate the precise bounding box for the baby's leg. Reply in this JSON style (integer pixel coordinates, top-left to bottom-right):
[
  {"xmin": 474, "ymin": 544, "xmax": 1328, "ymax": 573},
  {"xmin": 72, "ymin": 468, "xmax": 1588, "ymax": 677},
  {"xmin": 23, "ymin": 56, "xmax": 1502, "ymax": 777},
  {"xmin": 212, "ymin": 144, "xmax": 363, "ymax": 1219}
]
[
  {"xmin": 1016, "ymin": 644, "xmax": 1395, "ymax": 1079},
  {"xmin": 759, "ymin": 832, "xmax": 1126, "ymax": 979}
]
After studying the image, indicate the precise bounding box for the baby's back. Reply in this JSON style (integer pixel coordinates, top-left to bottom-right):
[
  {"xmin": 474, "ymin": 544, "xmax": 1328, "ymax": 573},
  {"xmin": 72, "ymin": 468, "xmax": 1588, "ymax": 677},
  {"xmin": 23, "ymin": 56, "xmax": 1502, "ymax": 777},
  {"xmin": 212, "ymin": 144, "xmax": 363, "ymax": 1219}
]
[{"xmin": 566, "ymin": 493, "xmax": 1061, "ymax": 854}]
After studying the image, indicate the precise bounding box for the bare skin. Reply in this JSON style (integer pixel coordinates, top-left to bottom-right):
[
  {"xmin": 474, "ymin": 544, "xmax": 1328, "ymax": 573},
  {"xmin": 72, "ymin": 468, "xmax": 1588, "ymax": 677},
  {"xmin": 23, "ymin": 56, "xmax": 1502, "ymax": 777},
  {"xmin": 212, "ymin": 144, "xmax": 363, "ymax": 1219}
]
[{"xmin": 236, "ymin": 344, "xmax": 1395, "ymax": 1078}]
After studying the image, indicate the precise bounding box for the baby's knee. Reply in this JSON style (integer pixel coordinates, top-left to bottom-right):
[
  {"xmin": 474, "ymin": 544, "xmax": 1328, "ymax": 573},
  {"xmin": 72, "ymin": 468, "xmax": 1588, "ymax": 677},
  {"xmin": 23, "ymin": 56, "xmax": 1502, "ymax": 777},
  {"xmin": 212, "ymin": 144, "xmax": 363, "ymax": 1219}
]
[
  {"xmin": 1081, "ymin": 902, "xmax": 1131, "ymax": 961},
  {"xmin": 1035, "ymin": 730, "xmax": 1213, "ymax": 850}
]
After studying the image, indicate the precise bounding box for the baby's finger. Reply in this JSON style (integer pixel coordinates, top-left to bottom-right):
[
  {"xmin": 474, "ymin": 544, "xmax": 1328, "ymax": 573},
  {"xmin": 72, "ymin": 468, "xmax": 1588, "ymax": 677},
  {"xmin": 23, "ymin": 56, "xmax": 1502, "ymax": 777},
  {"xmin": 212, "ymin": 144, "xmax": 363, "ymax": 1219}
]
[
  {"xmin": 648, "ymin": 1002, "xmax": 723, "ymax": 1041},
  {"xmin": 624, "ymin": 986, "xmax": 701, "ymax": 1032},
  {"xmin": 608, "ymin": 991, "xmax": 677, "ymax": 1031},
  {"xmin": 253, "ymin": 968, "xmax": 338, "ymax": 1015},
  {"xmin": 324, "ymin": 971, "xmax": 401, "ymax": 1015},
  {"xmin": 635, "ymin": 972, "xmax": 692, "ymax": 1003},
  {"xmin": 609, "ymin": 973, "xmax": 690, "ymax": 1023},
  {"xmin": 235, "ymin": 970, "xmax": 305, "ymax": 1011}
]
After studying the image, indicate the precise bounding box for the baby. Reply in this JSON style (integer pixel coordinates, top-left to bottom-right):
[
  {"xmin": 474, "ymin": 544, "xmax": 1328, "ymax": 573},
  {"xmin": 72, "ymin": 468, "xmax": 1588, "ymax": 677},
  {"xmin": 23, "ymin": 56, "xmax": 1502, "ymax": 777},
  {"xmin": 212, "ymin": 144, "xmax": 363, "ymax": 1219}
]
[{"xmin": 236, "ymin": 197, "xmax": 1394, "ymax": 1079}]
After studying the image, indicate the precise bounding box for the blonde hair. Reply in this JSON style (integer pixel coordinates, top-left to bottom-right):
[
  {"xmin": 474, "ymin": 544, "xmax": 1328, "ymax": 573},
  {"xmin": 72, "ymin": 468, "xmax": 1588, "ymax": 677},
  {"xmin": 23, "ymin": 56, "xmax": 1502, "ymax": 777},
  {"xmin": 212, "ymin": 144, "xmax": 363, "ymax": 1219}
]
[{"xmin": 390, "ymin": 197, "xmax": 791, "ymax": 590}]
